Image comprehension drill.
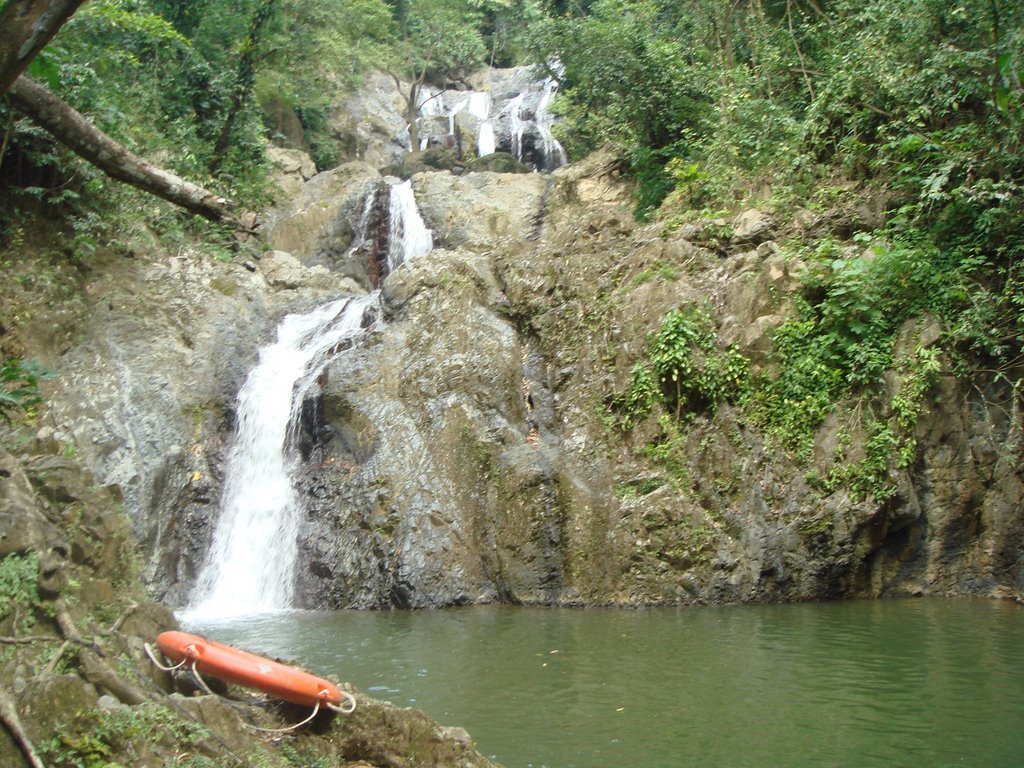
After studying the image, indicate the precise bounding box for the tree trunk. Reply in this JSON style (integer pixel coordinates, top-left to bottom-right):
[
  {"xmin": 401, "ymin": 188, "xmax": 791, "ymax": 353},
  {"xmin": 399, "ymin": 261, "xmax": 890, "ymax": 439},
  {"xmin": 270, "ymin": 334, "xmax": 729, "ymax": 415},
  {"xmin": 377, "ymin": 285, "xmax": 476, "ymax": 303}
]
[
  {"xmin": 0, "ymin": 0, "xmax": 90, "ymax": 96},
  {"xmin": 210, "ymin": 0, "xmax": 277, "ymax": 169},
  {"xmin": 407, "ymin": 80, "xmax": 421, "ymax": 152},
  {"xmin": 8, "ymin": 74, "xmax": 238, "ymax": 224}
]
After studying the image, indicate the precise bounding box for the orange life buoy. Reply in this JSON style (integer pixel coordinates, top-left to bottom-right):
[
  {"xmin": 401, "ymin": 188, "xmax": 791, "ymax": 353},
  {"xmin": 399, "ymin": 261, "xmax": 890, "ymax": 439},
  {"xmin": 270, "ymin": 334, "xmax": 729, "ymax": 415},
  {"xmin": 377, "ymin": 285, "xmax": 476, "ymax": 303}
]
[{"xmin": 155, "ymin": 630, "xmax": 342, "ymax": 708}]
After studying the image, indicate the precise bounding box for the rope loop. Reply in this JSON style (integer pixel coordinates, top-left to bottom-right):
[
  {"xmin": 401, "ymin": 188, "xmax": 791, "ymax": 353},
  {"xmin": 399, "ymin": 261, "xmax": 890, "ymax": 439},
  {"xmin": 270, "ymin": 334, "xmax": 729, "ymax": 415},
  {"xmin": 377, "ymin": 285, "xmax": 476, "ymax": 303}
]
[
  {"xmin": 326, "ymin": 690, "xmax": 357, "ymax": 715},
  {"xmin": 246, "ymin": 698, "xmax": 322, "ymax": 734},
  {"xmin": 189, "ymin": 660, "xmax": 220, "ymax": 697},
  {"xmin": 144, "ymin": 642, "xmax": 188, "ymax": 671}
]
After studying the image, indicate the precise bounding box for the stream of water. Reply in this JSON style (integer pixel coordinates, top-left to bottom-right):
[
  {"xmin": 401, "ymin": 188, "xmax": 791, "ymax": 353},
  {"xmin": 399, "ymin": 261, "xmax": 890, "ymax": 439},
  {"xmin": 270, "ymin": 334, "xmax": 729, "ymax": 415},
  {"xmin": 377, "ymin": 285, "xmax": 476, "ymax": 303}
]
[
  {"xmin": 185, "ymin": 295, "xmax": 378, "ymax": 619},
  {"xmin": 185, "ymin": 179, "xmax": 434, "ymax": 619},
  {"xmin": 186, "ymin": 598, "xmax": 1024, "ymax": 768}
]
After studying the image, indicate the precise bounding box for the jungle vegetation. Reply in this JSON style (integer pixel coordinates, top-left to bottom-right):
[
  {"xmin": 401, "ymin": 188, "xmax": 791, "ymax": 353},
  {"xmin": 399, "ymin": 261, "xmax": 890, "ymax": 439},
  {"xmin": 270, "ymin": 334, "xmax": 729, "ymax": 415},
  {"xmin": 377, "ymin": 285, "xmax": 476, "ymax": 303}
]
[{"xmin": 0, "ymin": 1, "xmax": 1021, "ymax": 486}]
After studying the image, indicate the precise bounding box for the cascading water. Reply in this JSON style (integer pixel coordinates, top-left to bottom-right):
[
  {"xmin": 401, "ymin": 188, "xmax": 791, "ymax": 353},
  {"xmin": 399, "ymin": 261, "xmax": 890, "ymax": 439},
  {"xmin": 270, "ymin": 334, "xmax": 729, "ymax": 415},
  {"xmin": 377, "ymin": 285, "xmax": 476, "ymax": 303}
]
[
  {"xmin": 184, "ymin": 183, "xmax": 434, "ymax": 619},
  {"xmin": 410, "ymin": 71, "xmax": 566, "ymax": 169},
  {"xmin": 184, "ymin": 297, "xmax": 377, "ymax": 619},
  {"xmin": 387, "ymin": 180, "xmax": 434, "ymax": 274},
  {"xmin": 447, "ymin": 98, "xmax": 468, "ymax": 136},
  {"xmin": 467, "ymin": 92, "xmax": 495, "ymax": 157},
  {"xmin": 535, "ymin": 78, "xmax": 567, "ymax": 170},
  {"xmin": 416, "ymin": 86, "xmax": 445, "ymax": 150},
  {"xmin": 505, "ymin": 93, "xmax": 528, "ymax": 163}
]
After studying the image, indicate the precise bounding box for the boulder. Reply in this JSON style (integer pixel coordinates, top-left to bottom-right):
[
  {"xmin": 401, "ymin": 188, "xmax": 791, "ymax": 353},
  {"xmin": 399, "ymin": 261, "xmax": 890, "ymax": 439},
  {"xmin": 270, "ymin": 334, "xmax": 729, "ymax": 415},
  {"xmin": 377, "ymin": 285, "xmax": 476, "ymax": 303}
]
[{"xmin": 731, "ymin": 209, "xmax": 775, "ymax": 244}]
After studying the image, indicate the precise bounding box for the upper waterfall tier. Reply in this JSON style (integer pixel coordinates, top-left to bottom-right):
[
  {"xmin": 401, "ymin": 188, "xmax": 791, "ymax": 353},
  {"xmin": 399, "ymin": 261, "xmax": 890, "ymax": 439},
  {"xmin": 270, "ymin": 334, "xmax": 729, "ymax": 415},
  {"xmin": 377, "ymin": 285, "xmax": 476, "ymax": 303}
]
[{"xmin": 411, "ymin": 67, "xmax": 567, "ymax": 171}]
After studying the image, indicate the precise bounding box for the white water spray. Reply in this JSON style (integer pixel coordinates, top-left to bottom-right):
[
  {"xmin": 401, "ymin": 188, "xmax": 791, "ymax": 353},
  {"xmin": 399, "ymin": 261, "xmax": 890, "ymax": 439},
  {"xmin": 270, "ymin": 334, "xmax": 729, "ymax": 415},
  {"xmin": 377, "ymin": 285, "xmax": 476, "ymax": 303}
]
[
  {"xmin": 387, "ymin": 180, "xmax": 434, "ymax": 273},
  {"xmin": 536, "ymin": 78, "xmax": 567, "ymax": 169},
  {"xmin": 417, "ymin": 86, "xmax": 445, "ymax": 150},
  {"xmin": 185, "ymin": 296, "xmax": 379, "ymax": 619},
  {"xmin": 447, "ymin": 98, "xmax": 468, "ymax": 136},
  {"xmin": 467, "ymin": 92, "xmax": 496, "ymax": 157},
  {"xmin": 184, "ymin": 183, "xmax": 433, "ymax": 619},
  {"xmin": 506, "ymin": 93, "xmax": 527, "ymax": 162}
]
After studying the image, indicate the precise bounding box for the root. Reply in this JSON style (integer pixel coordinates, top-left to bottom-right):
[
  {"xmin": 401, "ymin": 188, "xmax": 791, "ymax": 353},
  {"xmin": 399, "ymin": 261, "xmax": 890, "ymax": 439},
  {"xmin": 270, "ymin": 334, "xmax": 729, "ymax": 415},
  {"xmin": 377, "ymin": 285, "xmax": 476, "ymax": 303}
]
[{"xmin": 0, "ymin": 687, "xmax": 46, "ymax": 768}]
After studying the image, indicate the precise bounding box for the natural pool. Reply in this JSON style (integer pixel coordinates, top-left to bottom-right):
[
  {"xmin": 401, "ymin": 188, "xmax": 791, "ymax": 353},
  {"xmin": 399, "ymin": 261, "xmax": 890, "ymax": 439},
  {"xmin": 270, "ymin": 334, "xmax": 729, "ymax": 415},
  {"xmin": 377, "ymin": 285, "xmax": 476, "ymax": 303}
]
[{"xmin": 186, "ymin": 599, "xmax": 1024, "ymax": 768}]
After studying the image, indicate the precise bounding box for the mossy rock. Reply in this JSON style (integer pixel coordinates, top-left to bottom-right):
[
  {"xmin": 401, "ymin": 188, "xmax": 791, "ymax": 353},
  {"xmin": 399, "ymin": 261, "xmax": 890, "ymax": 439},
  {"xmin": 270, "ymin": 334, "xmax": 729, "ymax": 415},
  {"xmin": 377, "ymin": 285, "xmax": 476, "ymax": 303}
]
[
  {"xmin": 468, "ymin": 152, "xmax": 531, "ymax": 174},
  {"xmin": 387, "ymin": 148, "xmax": 462, "ymax": 178}
]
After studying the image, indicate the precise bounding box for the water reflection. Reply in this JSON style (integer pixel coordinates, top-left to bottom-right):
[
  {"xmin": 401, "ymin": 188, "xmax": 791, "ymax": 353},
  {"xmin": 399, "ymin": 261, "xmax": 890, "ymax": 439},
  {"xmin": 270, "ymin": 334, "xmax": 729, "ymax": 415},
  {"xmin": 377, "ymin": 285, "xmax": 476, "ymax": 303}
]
[{"xmin": 186, "ymin": 600, "xmax": 1024, "ymax": 768}]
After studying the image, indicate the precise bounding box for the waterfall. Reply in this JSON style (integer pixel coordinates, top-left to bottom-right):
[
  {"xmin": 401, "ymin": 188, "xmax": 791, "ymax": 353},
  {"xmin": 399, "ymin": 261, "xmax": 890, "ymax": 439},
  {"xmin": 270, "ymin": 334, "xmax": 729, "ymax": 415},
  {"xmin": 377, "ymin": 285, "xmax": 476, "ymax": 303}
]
[
  {"xmin": 185, "ymin": 295, "xmax": 378, "ymax": 619},
  {"xmin": 535, "ymin": 78, "xmax": 567, "ymax": 170},
  {"xmin": 467, "ymin": 92, "xmax": 496, "ymax": 157},
  {"xmin": 448, "ymin": 98, "xmax": 468, "ymax": 136},
  {"xmin": 410, "ymin": 71, "xmax": 566, "ymax": 168},
  {"xmin": 184, "ymin": 184, "xmax": 433, "ymax": 620},
  {"xmin": 387, "ymin": 180, "xmax": 434, "ymax": 273},
  {"xmin": 506, "ymin": 93, "xmax": 527, "ymax": 163},
  {"xmin": 477, "ymin": 121, "xmax": 496, "ymax": 157},
  {"xmin": 417, "ymin": 86, "xmax": 445, "ymax": 150}
]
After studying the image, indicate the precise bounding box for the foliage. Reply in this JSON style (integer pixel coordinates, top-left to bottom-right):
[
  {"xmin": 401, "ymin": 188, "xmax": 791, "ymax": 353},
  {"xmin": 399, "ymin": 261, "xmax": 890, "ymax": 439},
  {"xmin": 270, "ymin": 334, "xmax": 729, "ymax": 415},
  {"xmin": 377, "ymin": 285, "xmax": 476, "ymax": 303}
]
[
  {"xmin": 400, "ymin": 0, "xmax": 488, "ymax": 81},
  {"xmin": 531, "ymin": 0, "xmax": 1024, "ymax": 265},
  {"xmin": 0, "ymin": 551, "xmax": 40, "ymax": 625},
  {"xmin": 1, "ymin": 358, "xmax": 54, "ymax": 422},
  {"xmin": 638, "ymin": 414, "xmax": 690, "ymax": 489},
  {"xmin": 528, "ymin": 0, "xmax": 715, "ymax": 216},
  {"xmin": 39, "ymin": 702, "xmax": 210, "ymax": 768},
  {"xmin": 610, "ymin": 305, "xmax": 748, "ymax": 428},
  {"xmin": 1, "ymin": 0, "xmax": 402, "ymax": 230},
  {"xmin": 749, "ymin": 229, "xmax": 961, "ymax": 455}
]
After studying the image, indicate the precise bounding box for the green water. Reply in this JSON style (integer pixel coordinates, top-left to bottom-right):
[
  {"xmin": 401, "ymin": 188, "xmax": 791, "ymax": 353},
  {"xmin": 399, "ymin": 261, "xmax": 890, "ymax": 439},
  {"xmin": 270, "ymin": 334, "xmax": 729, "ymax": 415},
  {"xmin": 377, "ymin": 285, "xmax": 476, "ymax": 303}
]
[{"xmin": 186, "ymin": 599, "xmax": 1024, "ymax": 768}]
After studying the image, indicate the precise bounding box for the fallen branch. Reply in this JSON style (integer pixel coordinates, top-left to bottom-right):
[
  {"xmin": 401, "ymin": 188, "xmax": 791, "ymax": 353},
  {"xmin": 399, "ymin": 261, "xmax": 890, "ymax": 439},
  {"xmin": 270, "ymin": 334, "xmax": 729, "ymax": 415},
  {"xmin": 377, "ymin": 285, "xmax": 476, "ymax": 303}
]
[
  {"xmin": 53, "ymin": 601, "xmax": 150, "ymax": 706},
  {"xmin": 0, "ymin": 687, "xmax": 46, "ymax": 768},
  {"xmin": 0, "ymin": 635, "xmax": 60, "ymax": 645},
  {"xmin": 7, "ymin": 75, "xmax": 240, "ymax": 226},
  {"xmin": 101, "ymin": 600, "xmax": 139, "ymax": 635}
]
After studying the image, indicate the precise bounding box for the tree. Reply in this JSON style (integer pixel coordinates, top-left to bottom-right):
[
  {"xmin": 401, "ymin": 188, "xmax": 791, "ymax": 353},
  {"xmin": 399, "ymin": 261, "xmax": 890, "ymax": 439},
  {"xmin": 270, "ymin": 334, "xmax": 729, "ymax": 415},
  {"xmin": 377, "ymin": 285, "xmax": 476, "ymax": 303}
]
[
  {"xmin": 0, "ymin": 0, "xmax": 89, "ymax": 95},
  {"xmin": 1, "ymin": 1, "xmax": 243, "ymax": 224},
  {"xmin": 385, "ymin": 0, "xmax": 487, "ymax": 152},
  {"xmin": 210, "ymin": 0, "xmax": 277, "ymax": 170},
  {"xmin": 7, "ymin": 75, "xmax": 236, "ymax": 222}
]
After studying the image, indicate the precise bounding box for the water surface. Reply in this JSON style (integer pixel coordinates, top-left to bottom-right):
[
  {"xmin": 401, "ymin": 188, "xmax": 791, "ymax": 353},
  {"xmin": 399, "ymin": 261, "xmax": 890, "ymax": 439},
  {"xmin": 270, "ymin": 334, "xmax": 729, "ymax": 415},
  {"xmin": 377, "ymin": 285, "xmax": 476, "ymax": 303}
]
[{"xmin": 186, "ymin": 599, "xmax": 1024, "ymax": 768}]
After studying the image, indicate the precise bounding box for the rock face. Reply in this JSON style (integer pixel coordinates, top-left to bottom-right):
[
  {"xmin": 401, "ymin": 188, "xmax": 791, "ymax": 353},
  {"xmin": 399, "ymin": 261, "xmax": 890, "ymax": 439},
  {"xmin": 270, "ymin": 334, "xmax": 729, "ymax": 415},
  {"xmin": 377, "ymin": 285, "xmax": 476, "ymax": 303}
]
[
  {"xmin": 254, "ymin": 159, "xmax": 1024, "ymax": 609},
  {"xmin": 3, "ymin": 72, "xmax": 1020, "ymax": 614}
]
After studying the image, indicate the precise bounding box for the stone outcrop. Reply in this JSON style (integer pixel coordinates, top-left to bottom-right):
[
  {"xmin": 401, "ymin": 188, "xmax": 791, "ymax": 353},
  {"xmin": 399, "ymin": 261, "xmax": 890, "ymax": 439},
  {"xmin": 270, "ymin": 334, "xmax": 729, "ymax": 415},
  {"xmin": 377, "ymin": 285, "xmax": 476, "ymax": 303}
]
[
  {"xmin": 0, "ymin": 436, "xmax": 499, "ymax": 767},
  {"xmin": 246, "ymin": 157, "xmax": 1024, "ymax": 609},
  {"xmin": 1, "ymin": 74, "xmax": 1020, "ymax": 618}
]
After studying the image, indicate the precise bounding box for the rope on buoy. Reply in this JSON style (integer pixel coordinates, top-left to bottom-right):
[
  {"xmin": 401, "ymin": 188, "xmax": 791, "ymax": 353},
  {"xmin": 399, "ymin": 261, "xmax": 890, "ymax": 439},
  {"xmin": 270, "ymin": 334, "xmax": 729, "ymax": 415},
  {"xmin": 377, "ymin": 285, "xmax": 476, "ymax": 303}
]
[
  {"xmin": 244, "ymin": 689, "xmax": 356, "ymax": 733},
  {"xmin": 245, "ymin": 697, "xmax": 323, "ymax": 733},
  {"xmin": 146, "ymin": 638, "xmax": 355, "ymax": 733},
  {"xmin": 188, "ymin": 659, "xmax": 220, "ymax": 697},
  {"xmin": 327, "ymin": 690, "xmax": 357, "ymax": 714},
  {"xmin": 143, "ymin": 642, "xmax": 188, "ymax": 671}
]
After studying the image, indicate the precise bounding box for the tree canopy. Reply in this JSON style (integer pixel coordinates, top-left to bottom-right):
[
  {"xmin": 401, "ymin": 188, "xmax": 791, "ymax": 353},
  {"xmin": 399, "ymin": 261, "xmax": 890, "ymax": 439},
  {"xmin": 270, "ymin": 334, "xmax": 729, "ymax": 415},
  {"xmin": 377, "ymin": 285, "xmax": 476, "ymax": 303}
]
[{"xmin": 1, "ymin": 0, "xmax": 1021, "ymax": 338}]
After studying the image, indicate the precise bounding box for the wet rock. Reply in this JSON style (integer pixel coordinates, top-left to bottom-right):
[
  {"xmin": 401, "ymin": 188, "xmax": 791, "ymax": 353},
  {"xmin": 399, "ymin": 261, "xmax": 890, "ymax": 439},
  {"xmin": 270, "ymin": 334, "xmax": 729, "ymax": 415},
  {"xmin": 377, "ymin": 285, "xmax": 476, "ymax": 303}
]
[
  {"xmin": 468, "ymin": 152, "xmax": 530, "ymax": 174},
  {"xmin": 412, "ymin": 171, "xmax": 548, "ymax": 252},
  {"xmin": 385, "ymin": 148, "xmax": 460, "ymax": 178},
  {"xmin": 262, "ymin": 161, "xmax": 382, "ymax": 263},
  {"xmin": 332, "ymin": 695, "xmax": 499, "ymax": 768},
  {"xmin": 260, "ymin": 249, "xmax": 357, "ymax": 295}
]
